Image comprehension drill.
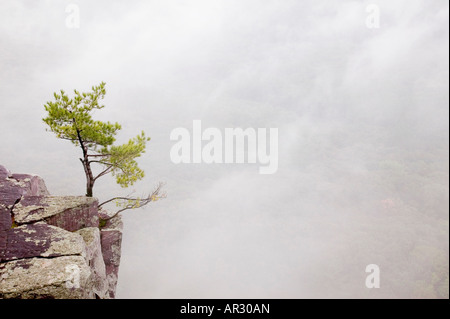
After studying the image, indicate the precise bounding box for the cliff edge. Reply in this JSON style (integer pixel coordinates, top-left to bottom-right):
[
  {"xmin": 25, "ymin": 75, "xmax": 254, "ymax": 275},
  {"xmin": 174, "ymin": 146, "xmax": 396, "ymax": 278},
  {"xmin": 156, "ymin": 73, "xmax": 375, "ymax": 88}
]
[{"xmin": 0, "ymin": 165, "xmax": 122, "ymax": 299}]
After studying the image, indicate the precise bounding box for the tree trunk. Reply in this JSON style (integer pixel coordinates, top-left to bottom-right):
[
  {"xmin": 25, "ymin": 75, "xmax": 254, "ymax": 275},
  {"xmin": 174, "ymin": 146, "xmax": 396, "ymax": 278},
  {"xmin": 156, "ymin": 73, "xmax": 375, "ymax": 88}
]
[
  {"xmin": 74, "ymin": 120, "xmax": 95, "ymax": 197},
  {"xmin": 80, "ymin": 157, "xmax": 95, "ymax": 197},
  {"xmin": 85, "ymin": 164, "xmax": 95, "ymax": 197},
  {"xmin": 86, "ymin": 181, "xmax": 94, "ymax": 197}
]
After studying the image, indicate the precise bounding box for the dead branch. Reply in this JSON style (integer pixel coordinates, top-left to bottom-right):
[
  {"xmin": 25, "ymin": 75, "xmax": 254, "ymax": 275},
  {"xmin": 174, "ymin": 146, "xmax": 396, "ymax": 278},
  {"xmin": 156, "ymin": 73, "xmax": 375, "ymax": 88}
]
[{"xmin": 99, "ymin": 182, "xmax": 166, "ymax": 221}]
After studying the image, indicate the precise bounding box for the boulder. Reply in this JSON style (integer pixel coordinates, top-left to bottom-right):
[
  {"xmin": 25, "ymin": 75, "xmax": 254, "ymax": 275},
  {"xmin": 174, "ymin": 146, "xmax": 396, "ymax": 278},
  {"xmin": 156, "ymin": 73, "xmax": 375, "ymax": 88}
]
[
  {"xmin": 9, "ymin": 173, "xmax": 49, "ymax": 196},
  {"xmin": 0, "ymin": 168, "xmax": 49, "ymax": 207},
  {"xmin": 0, "ymin": 256, "xmax": 93, "ymax": 299}
]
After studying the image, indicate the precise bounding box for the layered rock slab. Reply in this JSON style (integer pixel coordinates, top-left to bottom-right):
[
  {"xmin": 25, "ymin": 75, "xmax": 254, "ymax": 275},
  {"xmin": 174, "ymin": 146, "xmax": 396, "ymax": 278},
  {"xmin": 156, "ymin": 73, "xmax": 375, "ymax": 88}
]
[
  {"xmin": 1, "ymin": 223, "xmax": 85, "ymax": 262},
  {"xmin": 13, "ymin": 196, "xmax": 99, "ymax": 231},
  {"xmin": 0, "ymin": 256, "xmax": 93, "ymax": 299}
]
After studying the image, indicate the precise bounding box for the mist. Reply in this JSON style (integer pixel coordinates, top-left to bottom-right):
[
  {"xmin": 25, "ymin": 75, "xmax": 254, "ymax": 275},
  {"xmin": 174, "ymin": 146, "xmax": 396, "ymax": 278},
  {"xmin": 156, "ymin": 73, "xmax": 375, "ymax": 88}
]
[{"xmin": 0, "ymin": 0, "xmax": 448, "ymax": 298}]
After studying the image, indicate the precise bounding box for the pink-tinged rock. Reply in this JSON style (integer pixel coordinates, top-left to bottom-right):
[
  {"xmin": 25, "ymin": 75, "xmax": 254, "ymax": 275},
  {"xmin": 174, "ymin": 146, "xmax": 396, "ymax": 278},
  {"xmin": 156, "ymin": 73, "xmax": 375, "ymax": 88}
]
[
  {"xmin": 0, "ymin": 165, "xmax": 10, "ymax": 180},
  {"xmin": 0, "ymin": 236, "xmax": 6, "ymax": 264},
  {"xmin": 0, "ymin": 223, "xmax": 85, "ymax": 262},
  {"xmin": 0, "ymin": 181, "xmax": 23, "ymax": 208},
  {"xmin": 99, "ymin": 208, "xmax": 123, "ymax": 299},
  {"xmin": 0, "ymin": 169, "xmax": 49, "ymax": 207},
  {"xmin": 9, "ymin": 174, "xmax": 50, "ymax": 196},
  {"xmin": 13, "ymin": 196, "xmax": 99, "ymax": 231},
  {"xmin": 0, "ymin": 205, "xmax": 11, "ymax": 231},
  {"xmin": 0, "ymin": 165, "xmax": 124, "ymax": 299},
  {"xmin": 45, "ymin": 199, "xmax": 99, "ymax": 232},
  {"xmin": 0, "ymin": 205, "xmax": 10, "ymax": 261},
  {"xmin": 76, "ymin": 227, "xmax": 108, "ymax": 299},
  {"xmin": 0, "ymin": 230, "xmax": 6, "ymax": 260},
  {"xmin": 101, "ymin": 230, "xmax": 122, "ymax": 299}
]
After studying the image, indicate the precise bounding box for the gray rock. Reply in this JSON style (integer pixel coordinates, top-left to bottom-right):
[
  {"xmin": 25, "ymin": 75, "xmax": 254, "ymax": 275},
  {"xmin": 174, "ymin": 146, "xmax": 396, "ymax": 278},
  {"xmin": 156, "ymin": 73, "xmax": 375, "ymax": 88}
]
[
  {"xmin": 76, "ymin": 227, "xmax": 108, "ymax": 299},
  {"xmin": 0, "ymin": 256, "xmax": 93, "ymax": 299}
]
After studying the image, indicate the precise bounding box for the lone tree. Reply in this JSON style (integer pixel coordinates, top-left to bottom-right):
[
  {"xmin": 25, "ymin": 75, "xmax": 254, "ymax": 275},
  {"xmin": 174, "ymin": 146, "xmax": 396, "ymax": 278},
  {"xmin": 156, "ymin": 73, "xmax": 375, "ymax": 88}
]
[{"xmin": 43, "ymin": 82, "xmax": 164, "ymax": 218}]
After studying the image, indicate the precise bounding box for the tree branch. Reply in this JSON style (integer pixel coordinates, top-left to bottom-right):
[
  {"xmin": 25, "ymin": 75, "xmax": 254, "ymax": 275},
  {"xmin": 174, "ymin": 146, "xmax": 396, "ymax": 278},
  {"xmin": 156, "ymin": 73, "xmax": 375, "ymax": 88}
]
[
  {"xmin": 87, "ymin": 153, "xmax": 111, "ymax": 158},
  {"xmin": 89, "ymin": 160, "xmax": 114, "ymax": 166},
  {"xmin": 93, "ymin": 165, "xmax": 113, "ymax": 182},
  {"xmin": 99, "ymin": 196, "xmax": 135, "ymax": 207},
  {"xmin": 99, "ymin": 182, "xmax": 166, "ymax": 220},
  {"xmin": 58, "ymin": 136, "xmax": 78, "ymax": 142}
]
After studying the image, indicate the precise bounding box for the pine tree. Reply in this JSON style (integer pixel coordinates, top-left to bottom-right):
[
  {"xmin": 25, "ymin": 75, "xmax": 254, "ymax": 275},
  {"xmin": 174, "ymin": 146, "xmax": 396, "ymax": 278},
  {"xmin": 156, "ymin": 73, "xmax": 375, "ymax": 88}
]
[{"xmin": 43, "ymin": 82, "xmax": 164, "ymax": 218}]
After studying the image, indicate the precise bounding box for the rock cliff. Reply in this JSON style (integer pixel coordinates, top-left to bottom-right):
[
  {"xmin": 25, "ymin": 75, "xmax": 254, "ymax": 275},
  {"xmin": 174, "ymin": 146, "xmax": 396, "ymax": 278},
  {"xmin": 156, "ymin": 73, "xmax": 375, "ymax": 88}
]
[{"xmin": 0, "ymin": 165, "xmax": 122, "ymax": 299}]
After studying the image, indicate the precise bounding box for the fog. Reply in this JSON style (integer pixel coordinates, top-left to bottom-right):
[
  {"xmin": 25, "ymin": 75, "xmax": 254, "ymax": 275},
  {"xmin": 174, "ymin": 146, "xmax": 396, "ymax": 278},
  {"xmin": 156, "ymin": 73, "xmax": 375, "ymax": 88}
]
[{"xmin": 0, "ymin": 0, "xmax": 448, "ymax": 298}]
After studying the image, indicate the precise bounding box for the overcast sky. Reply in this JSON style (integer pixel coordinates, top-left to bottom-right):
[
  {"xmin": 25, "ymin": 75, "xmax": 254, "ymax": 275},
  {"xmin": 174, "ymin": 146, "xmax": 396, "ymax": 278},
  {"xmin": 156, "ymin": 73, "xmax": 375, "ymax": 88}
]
[{"xmin": 0, "ymin": 0, "xmax": 448, "ymax": 298}]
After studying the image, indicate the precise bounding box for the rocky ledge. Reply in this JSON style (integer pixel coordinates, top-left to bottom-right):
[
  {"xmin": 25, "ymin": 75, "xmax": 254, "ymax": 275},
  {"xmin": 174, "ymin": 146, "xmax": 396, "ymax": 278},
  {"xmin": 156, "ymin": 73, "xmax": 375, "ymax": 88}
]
[{"xmin": 0, "ymin": 165, "xmax": 122, "ymax": 299}]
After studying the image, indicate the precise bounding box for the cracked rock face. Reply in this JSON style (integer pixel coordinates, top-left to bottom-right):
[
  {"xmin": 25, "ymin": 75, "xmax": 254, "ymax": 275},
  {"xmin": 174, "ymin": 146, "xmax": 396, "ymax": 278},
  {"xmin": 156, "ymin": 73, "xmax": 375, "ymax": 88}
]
[{"xmin": 0, "ymin": 165, "xmax": 123, "ymax": 299}]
